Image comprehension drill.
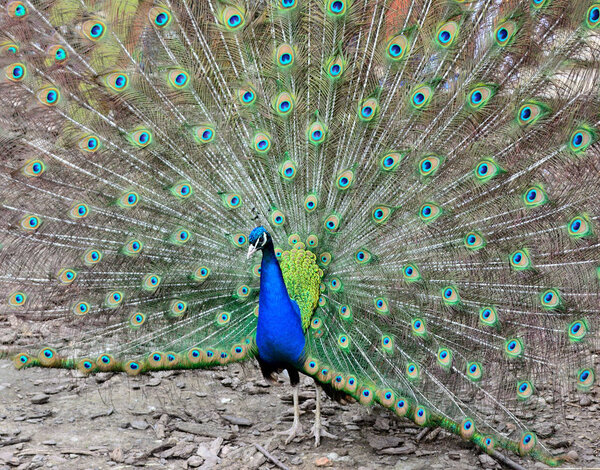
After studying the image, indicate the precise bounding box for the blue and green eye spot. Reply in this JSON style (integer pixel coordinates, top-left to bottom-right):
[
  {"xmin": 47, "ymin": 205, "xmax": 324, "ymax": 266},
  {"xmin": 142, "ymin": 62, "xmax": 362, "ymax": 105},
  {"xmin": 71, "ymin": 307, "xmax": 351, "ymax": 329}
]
[
  {"xmin": 142, "ymin": 273, "xmax": 161, "ymax": 291},
  {"xmin": 324, "ymin": 214, "xmax": 341, "ymax": 232},
  {"xmin": 271, "ymin": 209, "xmax": 286, "ymax": 226},
  {"xmin": 129, "ymin": 312, "xmax": 146, "ymax": 329},
  {"xmin": 279, "ymin": 0, "xmax": 298, "ymax": 10},
  {"xmin": 279, "ymin": 159, "xmax": 297, "ymax": 181},
  {"xmin": 410, "ymin": 84, "xmax": 433, "ymax": 109},
  {"xmin": 149, "ymin": 7, "xmax": 171, "ymax": 28},
  {"xmin": 122, "ymin": 239, "xmax": 143, "ymax": 256},
  {"xmin": 170, "ymin": 300, "xmax": 187, "ymax": 317},
  {"xmin": 5, "ymin": 63, "xmax": 26, "ymax": 82},
  {"xmin": 105, "ymin": 72, "xmax": 129, "ymax": 91},
  {"xmin": 586, "ymin": 4, "xmax": 600, "ymax": 28},
  {"xmin": 418, "ymin": 155, "xmax": 442, "ymax": 177},
  {"xmin": 467, "ymin": 84, "xmax": 495, "ymax": 109},
  {"xmin": 238, "ymin": 85, "xmax": 257, "ymax": 106},
  {"xmin": 504, "ymin": 338, "xmax": 524, "ymax": 358},
  {"xmin": 69, "ymin": 203, "xmax": 89, "ymax": 219},
  {"xmin": 79, "ymin": 135, "xmax": 100, "ymax": 152},
  {"xmin": 474, "ymin": 159, "xmax": 503, "ymax": 182},
  {"xmin": 509, "ymin": 249, "xmax": 532, "ymax": 270},
  {"xmin": 459, "ymin": 418, "xmax": 476, "ymax": 440},
  {"xmin": 117, "ymin": 191, "xmax": 139, "ymax": 208},
  {"xmin": 358, "ymin": 98, "xmax": 379, "ymax": 122},
  {"xmin": 576, "ymin": 368, "xmax": 595, "ymax": 391},
  {"xmin": 170, "ymin": 228, "xmax": 191, "ymax": 245},
  {"xmin": 479, "ymin": 306, "xmax": 499, "ymax": 327},
  {"xmin": 37, "ymin": 87, "xmax": 60, "ymax": 106},
  {"xmin": 192, "ymin": 266, "xmax": 210, "ymax": 282},
  {"xmin": 494, "ymin": 21, "xmax": 518, "ymax": 46},
  {"xmin": 22, "ymin": 160, "xmax": 46, "ymax": 177},
  {"xmin": 568, "ymin": 319, "xmax": 588, "ymax": 342},
  {"xmin": 403, "ymin": 264, "xmax": 421, "ymax": 282},
  {"xmin": 57, "ymin": 268, "xmax": 77, "ymax": 285},
  {"xmin": 437, "ymin": 347, "xmax": 452, "ymax": 370},
  {"xmin": 568, "ymin": 126, "xmax": 596, "ymax": 153},
  {"xmin": 20, "ymin": 215, "xmax": 42, "ymax": 231},
  {"xmin": 567, "ymin": 214, "xmax": 593, "ymax": 238},
  {"xmin": 8, "ymin": 2, "xmax": 28, "ymax": 18},
  {"xmin": 517, "ymin": 101, "xmax": 548, "ymax": 126},
  {"xmin": 523, "ymin": 185, "xmax": 547, "ymax": 207},
  {"xmin": 411, "ymin": 318, "xmax": 427, "ymax": 337},
  {"xmin": 326, "ymin": 0, "xmax": 347, "ymax": 17},
  {"xmin": 168, "ymin": 69, "xmax": 190, "ymax": 88},
  {"xmin": 83, "ymin": 248, "xmax": 102, "ymax": 265},
  {"xmin": 222, "ymin": 193, "xmax": 243, "ymax": 209},
  {"xmin": 518, "ymin": 432, "xmax": 537, "ymax": 455},
  {"xmin": 326, "ymin": 55, "xmax": 346, "ymax": 80},
  {"xmin": 419, "ymin": 203, "xmax": 442, "ymax": 222},
  {"xmin": 274, "ymin": 91, "xmax": 295, "ymax": 116},
  {"xmin": 170, "ymin": 181, "xmax": 193, "ymax": 199},
  {"xmin": 8, "ymin": 291, "xmax": 26, "ymax": 307},
  {"xmin": 307, "ymin": 121, "xmax": 327, "ymax": 145},
  {"xmin": 72, "ymin": 301, "xmax": 89, "ymax": 315},
  {"xmin": 252, "ymin": 132, "xmax": 271, "ymax": 154},
  {"xmin": 275, "ymin": 44, "xmax": 295, "ymax": 68},
  {"xmin": 304, "ymin": 194, "xmax": 318, "ymax": 212},
  {"xmin": 540, "ymin": 288, "xmax": 562, "ymax": 309},
  {"xmin": 221, "ymin": 6, "xmax": 245, "ymax": 31},
  {"xmin": 374, "ymin": 297, "xmax": 389, "ymax": 315},
  {"xmin": 381, "ymin": 335, "xmax": 394, "ymax": 353},
  {"xmin": 338, "ymin": 304, "xmax": 352, "ymax": 321},
  {"xmin": 464, "ymin": 231, "xmax": 486, "ymax": 251},
  {"xmin": 466, "ymin": 361, "xmax": 482, "ymax": 381},
  {"xmin": 194, "ymin": 125, "xmax": 215, "ymax": 144},
  {"xmin": 436, "ymin": 21, "xmax": 459, "ymax": 47},
  {"xmin": 129, "ymin": 129, "xmax": 152, "ymax": 147},
  {"xmin": 441, "ymin": 286, "xmax": 460, "ymax": 305},
  {"xmin": 517, "ymin": 380, "xmax": 534, "ymax": 400},
  {"xmin": 354, "ymin": 248, "xmax": 373, "ymax": 265},
  {"xmin": 82, "ymin": 20, "xmax": 106, "ymax": 41},
  {"xmin": 386, "ymin": 34, "xmax": 408, "ymax": 61},
  {"xmin": 216, "ymin": 311, "xmax": 231, "ymax": 326},
  {"xmin": 336, "ymin": 169, "xmax": 355, "ymax": 190},
  {"xmin": 380, "ymin": 151, "xmax": 404, "ymax": 171}
]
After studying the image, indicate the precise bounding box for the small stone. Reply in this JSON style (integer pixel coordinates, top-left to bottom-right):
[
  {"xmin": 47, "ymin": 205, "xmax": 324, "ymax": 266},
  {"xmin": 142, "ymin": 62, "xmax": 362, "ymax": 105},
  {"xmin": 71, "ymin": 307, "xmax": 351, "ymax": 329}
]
[
  {"xmin": 146, "ymin": 378, "xmax": 162, "ymax": 387},
  {"xmin": 221, "ymin": 377, "xmax": 233, "ymax": 387},
  {"xmin": 448, "ymin": 451, "xmax": 461, "ymax": 460},
  {"xmin": 42, "ymin": 440, "xmax": 57, "ymax": 446},
  {"xmin": 367, "ymin": 434, "xmax": 403, "ymax": 451},
  {"xmin": 29, "ymin": 393, "xmax": 50, "ymax": 405},
  {"xmin": 379, "ymin": 444, "xmax": 416, "ymax": 455},
  {"xmin": 290, "ymin": 456, "xmax": 303, "ymax": 465},
  {"xmin": 176, "ymin": 381, "xmax": 186, "ymax": 389},
  {"xmin": 187, "ymin": 456, "xmax": 204, "ymax": 468},
  {"xmin": 478, "ymin": 453, "xmax": 499, "ymax": 469},
  {"xmin": 222, "ymin": 415, "xmax": 253, "ymax": 427},
  {"xmin": 110, "ymin": 448, "xmax": 124, "ymax": 463},
  {"xmin": 566, "ymin": 450, "xmax": 579, "ymax": 461},
  {"xmin": 130, "ymin": 420, "xmax": 149, "ymax": 431},
  {"xmin": 579, "ymin": 395, "xmax": 592, "ymax": 407},
  {"xmin": 315, "ymin": 456, "xmax": 332, "ymax": 467}
]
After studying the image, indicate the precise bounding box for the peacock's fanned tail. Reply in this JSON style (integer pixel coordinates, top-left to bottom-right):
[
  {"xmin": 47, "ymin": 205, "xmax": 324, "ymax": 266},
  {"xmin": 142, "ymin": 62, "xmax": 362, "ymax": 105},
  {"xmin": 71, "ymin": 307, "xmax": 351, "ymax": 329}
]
[{"xmin": 0, "ymin": 0, "xmax": 599, "ymax": 465}]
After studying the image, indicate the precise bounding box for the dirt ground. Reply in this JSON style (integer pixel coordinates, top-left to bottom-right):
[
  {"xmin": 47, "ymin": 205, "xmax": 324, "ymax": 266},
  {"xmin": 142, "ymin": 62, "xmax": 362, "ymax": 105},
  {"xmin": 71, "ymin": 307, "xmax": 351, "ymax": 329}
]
[{"xmin": 0, "ymin": 359, "xmax": 599, "ymax": 470}]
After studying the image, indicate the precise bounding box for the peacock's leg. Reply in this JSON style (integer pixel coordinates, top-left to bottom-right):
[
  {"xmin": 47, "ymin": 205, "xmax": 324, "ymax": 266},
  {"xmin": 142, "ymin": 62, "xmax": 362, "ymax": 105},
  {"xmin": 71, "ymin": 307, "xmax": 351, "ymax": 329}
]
[
  {"xmin": 310, "ymin": 382, "xmax": 338, "ymax": 447},
  {"xmin": 277, "ymin": 382, "xmax": 304, "ymax": 444}
]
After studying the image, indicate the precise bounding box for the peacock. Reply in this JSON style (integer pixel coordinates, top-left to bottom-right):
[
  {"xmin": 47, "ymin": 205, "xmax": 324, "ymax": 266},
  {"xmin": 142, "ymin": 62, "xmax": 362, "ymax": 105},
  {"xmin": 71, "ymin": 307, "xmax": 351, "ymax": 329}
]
[{"xmin": 0, "ymin": 0, "xmax": 599, "ymax": 466}]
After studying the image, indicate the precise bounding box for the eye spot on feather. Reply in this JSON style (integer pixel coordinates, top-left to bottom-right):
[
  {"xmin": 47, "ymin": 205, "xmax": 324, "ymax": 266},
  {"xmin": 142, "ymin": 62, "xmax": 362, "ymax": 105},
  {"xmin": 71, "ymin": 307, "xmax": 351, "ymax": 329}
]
[
  {"xmin": 8, "ymin": 291, "xmax": 26, "ymax": 307},
  {"xmin": 7, "ymin": 2, "xmax": 28, "ymax": 18},
  {"xmin": 149, "ymin": 7, "xmax": 171, "ymax": 28},
  {"xmin": 517, "ymin": 380, "xmax": 533, "ymax": 400},
  {"xmin": 81, "ymin": 20, "xmax": 106, "ymax": 41},
  {"xmin": 577, "ymin": 368, "xmax": 594, "ymax": 390}
]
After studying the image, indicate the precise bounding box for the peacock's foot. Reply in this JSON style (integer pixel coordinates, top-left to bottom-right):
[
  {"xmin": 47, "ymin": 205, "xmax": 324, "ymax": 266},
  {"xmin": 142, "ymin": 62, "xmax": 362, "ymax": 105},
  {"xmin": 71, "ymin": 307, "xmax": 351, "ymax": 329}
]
[
  {"xmin": 277, "ymin": 420, "xmax": 304, "ymax": 445},
  {"xmin": 310, "ymin": 420, "xmax": 338, "ymax": 447}
]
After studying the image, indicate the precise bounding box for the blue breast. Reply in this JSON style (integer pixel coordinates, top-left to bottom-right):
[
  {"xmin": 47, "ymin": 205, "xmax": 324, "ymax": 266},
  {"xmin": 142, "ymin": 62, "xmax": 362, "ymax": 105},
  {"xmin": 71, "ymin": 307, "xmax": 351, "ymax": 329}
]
[{"xmin": 255, "ymin": 244, "xmax": 306, "ymax": 366}]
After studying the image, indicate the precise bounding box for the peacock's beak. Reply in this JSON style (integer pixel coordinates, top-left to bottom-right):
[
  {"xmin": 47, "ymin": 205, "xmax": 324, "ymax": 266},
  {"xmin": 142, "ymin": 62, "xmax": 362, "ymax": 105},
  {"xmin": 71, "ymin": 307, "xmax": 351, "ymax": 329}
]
[{"xmin": 247, "ymin": 243, "xmax": 258, "ymax": 259}]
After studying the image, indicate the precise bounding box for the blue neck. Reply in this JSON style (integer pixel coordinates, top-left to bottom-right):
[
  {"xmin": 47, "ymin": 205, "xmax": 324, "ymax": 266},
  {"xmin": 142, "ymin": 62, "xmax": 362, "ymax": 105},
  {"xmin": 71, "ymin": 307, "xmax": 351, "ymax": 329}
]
[{"xmin": 255, "ymin": 241, "xmax": 306, "ymax": 366}]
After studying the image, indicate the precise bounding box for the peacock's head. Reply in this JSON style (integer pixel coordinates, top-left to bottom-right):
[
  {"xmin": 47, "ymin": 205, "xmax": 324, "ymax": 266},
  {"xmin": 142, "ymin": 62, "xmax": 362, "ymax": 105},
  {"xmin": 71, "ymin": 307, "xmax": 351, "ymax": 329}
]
[{"xmin": 247, "ymin": 226, "xmax": 271, "ymax": 259}]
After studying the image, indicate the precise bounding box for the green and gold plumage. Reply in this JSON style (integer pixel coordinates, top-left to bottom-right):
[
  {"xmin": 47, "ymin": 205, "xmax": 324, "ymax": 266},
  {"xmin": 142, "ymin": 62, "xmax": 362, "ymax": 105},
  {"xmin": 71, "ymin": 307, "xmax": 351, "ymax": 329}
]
[{"xmin": 0, "ymin": 0, "xmax": 599, "ymax": 466}]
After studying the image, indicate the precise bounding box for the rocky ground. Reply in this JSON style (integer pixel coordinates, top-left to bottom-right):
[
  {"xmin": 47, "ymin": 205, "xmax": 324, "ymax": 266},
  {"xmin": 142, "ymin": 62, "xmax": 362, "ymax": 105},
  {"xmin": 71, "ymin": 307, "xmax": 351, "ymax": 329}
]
[{"xmin": 0, "ymin": 360, "xmax": 599, "ymax": 470}]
